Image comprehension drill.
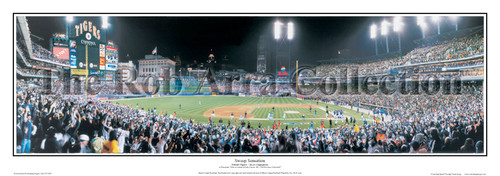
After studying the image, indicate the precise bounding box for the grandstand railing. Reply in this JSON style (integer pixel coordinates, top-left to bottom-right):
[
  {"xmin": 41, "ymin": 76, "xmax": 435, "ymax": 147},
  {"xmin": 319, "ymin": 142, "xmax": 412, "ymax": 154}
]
[
  {"xmin": 16, "ymin": 16, "xmax": 35, "ymax": 61},
  {"xmin": 461, "ymin": 75, "xmax": 484, "ymax": 81},
  {"xmin": 16, "ymin": 45, "xmax": 32, "ymax": 67},
  {"xmin": 444, "ymin": 64, "xmax": 483, "ymax": 71},
  {"xmin": 31, "ymin": 56, "xmax": 70, "ymax": 67},
  {"xmin": 16, "ymin": 67, "xmax": 57, "ymax": 79},
  {"xmin": 392, "ymin": 54, "xmax": 484, "ymax": 69}
]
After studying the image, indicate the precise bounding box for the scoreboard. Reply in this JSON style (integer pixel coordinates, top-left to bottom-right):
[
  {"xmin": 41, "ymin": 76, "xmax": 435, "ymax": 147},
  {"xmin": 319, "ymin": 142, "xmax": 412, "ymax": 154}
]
[{"xmin": 69, "ymin": 19, "xmax": 118, "ymax": 77}]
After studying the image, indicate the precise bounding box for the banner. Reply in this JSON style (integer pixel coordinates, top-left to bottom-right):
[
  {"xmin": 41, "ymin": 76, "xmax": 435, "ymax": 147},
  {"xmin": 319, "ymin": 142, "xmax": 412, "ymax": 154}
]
[
  {"xmin": 100, "ymin": 57, "xmax": 106, "ymax": 70},
  {"xmin": 105, "ymin": 45, "xmax": 118, "ymax": 71},
  {"xmin": 89, "ymin": 70, "xmax": 102, "ymax": 75},
  {"xmin": 99, "ymin": 44, "xmax": 106, "ymax": 70},
  {"xmin": 69, "ymin": 40, "xmax": 77, "ymax": 68},
  {"xmin": 70, "ymin": 55, "xmax": 77, "ymax": 68},
  {"xmin": 71, "ymin": 69, "xmax": 87, "ymax": 75},
  {"xmin": 52, "ymin": 47, "xmax": 69, "ymax": 60},
  {"xmin": 106, "ymin": 64, "xmax": 117, "ymax": 70},
  {"xmin": 53, "ymin": 41, "xmax": 69, "ymax": 47},
  {"xmin": 52, "ymin": 37, "xmax": 69, "ymax": 47},
  {"xmin": 99, "ymin": 44, "xmax": 106, "ymax": 57}
]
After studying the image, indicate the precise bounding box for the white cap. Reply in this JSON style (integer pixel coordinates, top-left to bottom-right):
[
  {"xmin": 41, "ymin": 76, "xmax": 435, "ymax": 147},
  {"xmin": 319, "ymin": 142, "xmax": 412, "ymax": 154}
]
[{"xmin": 79, "ymin": 134, "xmax": 90, "ymax": 141}]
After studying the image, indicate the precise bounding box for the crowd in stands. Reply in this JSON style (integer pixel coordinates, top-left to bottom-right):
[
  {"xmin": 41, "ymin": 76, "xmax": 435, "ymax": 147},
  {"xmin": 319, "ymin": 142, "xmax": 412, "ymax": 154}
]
[
  {"xmin": 399, "ymin": 34, "xmax": 483, "ymax": 65},
  {"xmin": 409, "ymin": 59, "xmax": 483, "ymax": 72},
  {"xmin": 315, "ymin": 34, "xmax": 484, "ymax": 77},
  {"xmin": 32, "ymin": 43, "xmax": 69, "ymax": 65},
  {"xmin": 460, "ymin": 68, "xmax": 484, "ymax": 77},
  {"xmin": 16, "ymin": 79, "xmax": 483, "ymax": 154},
  {"xmin": 16, "ymin": 64, "xmax": 56, "ymax": 77},
  {"xmin": 15, "ymin": 23, "xmax": 485, "ymax": 154}
]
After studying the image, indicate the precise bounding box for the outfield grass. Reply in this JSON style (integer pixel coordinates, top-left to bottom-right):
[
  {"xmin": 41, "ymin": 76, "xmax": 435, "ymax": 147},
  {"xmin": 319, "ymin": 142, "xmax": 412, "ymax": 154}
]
[{"xmin": 112, "ymin": 96, "xmax": 378, "ymax": 129}]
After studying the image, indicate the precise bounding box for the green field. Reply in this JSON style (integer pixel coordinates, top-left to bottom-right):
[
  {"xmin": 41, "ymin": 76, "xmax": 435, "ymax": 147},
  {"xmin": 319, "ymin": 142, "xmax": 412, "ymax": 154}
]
[
  {"xmin": 250, "ymin": 107, "xmax": 326, "ymax": 119},
  {"xmin": 112, "ymin": 96, "xmax": 378, "ymax": 129}
]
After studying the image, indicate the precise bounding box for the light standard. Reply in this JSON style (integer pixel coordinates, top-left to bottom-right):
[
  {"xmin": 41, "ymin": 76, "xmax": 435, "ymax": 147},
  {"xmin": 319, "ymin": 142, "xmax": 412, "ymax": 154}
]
[
  {"xmin": 102, "ymin": 16, "xmax": 109, "ymax": 41},
  {"xmin": 102, "ymin": 16, "xmax": 110, "ymax": 83},
  {"xmin": 432, "ymin": 16, "xmax": 441, "ymax": 35},
  {"xmin": 370, "ymin": 24, "xmax": 378, "ymax": 55},
  {"xmin": 450, "ymin": 16, "xmax": 459, "ymax": 31},
  {"xmin": 381, "ymin": 20, "xmax": 390, "ymax": 53},
  {"xmin": 393, "ymin": 16, "xmax": 404, "ymax": 54},
  {"xmin": 274, "ymin": 20, "xmax": 293, "ymax": 78},
  {"xmin": 287, "ymin": 22, "xmax": 294, "ymax": 40},
  {"xmin": 66, "ymin": 16, "xmax": 74, "ymax": 39},
  {"xmin": 417, "ymin": 16, "xmax": 427, "ymax": 39},
  {"xmin": 287, "ymin": 22, "xmax": 294, "ymax": 79},
  {"xmin": 274, "ymin": 20, "xmax": 282, "ymax": 77}
]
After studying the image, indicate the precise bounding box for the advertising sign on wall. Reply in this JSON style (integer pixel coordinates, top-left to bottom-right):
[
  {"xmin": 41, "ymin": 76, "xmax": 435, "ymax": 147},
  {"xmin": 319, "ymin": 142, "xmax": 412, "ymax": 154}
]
[
  {"xmin": 52, "ymin": 47, "xmax": 69, "ymax": 60},
  {"xmin": 71, "ymin": 69, "xmax": 87, "ymax": 75},
  {"xmin": 89, "ymin": 70, "xmax": 102, "ymax": 75},
  {"xmin": 99, "ymin": 44, "xmax": 106, "ymax": 57},
  {"xmin": 69, "ymin": 40, "xmax": 77, "ymax": 68},
  {"xmin": 105, "ymin": 45, "xmax": 118, "ymax": 71},
  {"xmin": 100, "ymin": 57, "xmax": 106, "ymax": 70},
  {"xmin": 99, "ymin": 44, "xmax": 106, "ymax": 70},
  {"xmin": 52, "ymin": 40, "xmax": 69, "ymax": 47}
]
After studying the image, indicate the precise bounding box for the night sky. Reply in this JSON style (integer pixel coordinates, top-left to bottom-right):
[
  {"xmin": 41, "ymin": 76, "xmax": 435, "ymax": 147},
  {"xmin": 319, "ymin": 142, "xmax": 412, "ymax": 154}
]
[{"xmin": 25, "ymin": 15, "xmax": 483, "ymax": 72}]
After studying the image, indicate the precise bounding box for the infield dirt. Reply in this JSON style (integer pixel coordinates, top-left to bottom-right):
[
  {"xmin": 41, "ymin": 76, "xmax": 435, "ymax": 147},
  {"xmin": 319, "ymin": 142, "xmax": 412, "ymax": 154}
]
[{"xmin": 203, "ymin": 104, "xmax": 321, "ymax": 119}]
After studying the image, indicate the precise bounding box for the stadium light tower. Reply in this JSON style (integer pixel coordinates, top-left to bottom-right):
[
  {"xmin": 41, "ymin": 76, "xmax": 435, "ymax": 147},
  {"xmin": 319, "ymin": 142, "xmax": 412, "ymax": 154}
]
[
  {"xmin": 287, "ymin": 22, "xmax": 294, "ymax": 76},
  {"xmin": 65, "ymin": 16, "xmax": 74, "ymax": 39},
  {"xmin": 102, "ymin": 16, "xmax": 110, "ymax": 44},
  {"xmin": 417, "ymin": 16, "xmax": 427, "ymax": 39},
  {"xmin": 393, "ymin": 16, "xmax": 404, "ymax": 53},
  {"xmin": 370, "ymin": 24, "xmax": 378, "ymax": 55},
  {"xmin": 274, "ymin": 21, "xmax": 283, "ymax": 40},
  {"xmin": 432, "ymin": 16, "xmax": 441, "ymax": 35},
  {"xmin": 287, "ymin": 22, "xmax": 294, "ymax": 40},
  {"xmin": 381, "ymin": 20, "xmax": 390, "ymax": 53},
  {"xmin": 102, "ymin": 16, "xmax": 109, "ymax": 29},
  {"xmin": 273, "ymin": 20, "xmax": 294, "ymax": 79},
  {"xmin": 450, "ymin": 16, "xmax": 459, "ymax": 31},
  {"xmin": 66, "ymin": 16, "xmax": 74, "ymax": 23}
]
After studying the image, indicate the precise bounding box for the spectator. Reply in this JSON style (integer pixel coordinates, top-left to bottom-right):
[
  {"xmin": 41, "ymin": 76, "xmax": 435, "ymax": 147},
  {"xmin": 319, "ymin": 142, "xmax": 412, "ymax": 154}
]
[
  {"xmin": 102, "ymin": 130, "xmax": 119, "ymax": 153},
  {"xmin": 91, "ymin": 131, "xmax": 105, "ymax": 153}
]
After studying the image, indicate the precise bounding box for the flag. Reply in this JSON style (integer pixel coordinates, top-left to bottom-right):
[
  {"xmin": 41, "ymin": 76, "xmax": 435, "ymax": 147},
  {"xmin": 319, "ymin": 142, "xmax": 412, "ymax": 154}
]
[{"xmin": 152, "ymin": 47, "xmax": 157, "ymax": 55}]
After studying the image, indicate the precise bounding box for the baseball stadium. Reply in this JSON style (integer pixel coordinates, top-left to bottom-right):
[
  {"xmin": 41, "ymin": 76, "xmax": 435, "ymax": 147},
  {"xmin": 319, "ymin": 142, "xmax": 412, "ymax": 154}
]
[{"xmin": 15, "ymin": 15, "xmax": 485, "ymax": 154}]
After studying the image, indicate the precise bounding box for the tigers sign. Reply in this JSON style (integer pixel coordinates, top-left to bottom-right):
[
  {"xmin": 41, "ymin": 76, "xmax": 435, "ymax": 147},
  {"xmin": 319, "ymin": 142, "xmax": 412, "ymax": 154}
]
[{"xmin": 74, "ymin": 20, "xmax": 101, "ymax": 41}]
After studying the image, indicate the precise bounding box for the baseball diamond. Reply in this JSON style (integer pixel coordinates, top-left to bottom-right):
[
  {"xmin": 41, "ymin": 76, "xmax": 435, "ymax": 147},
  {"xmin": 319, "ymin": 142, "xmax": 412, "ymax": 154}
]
[{"xmin": 113, "ymin": 96, "xmax": 378, "ymax": 129}]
